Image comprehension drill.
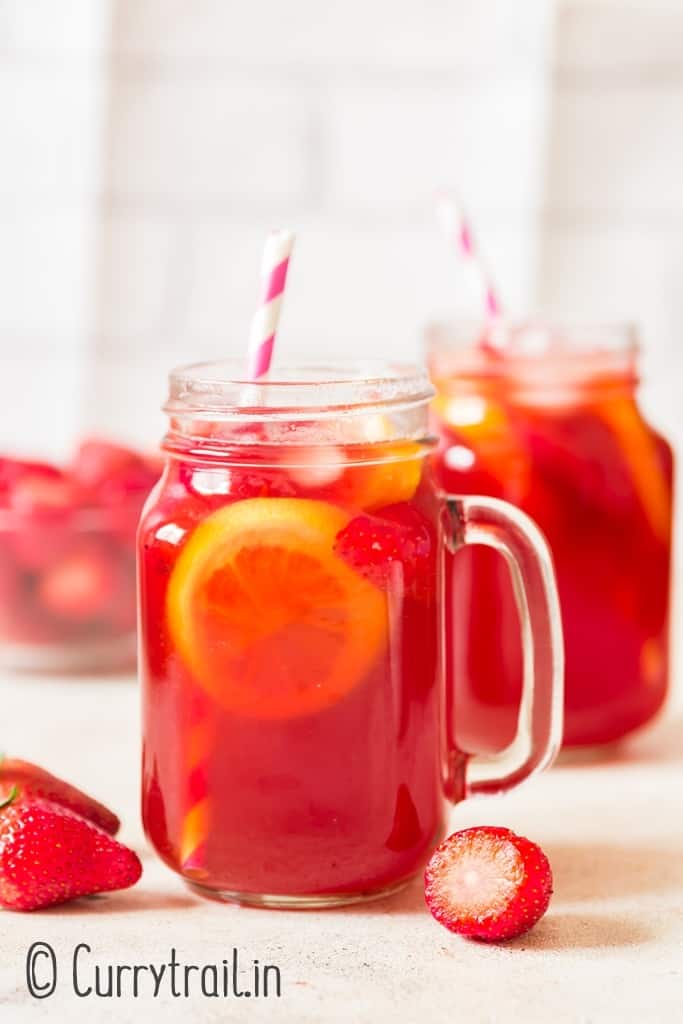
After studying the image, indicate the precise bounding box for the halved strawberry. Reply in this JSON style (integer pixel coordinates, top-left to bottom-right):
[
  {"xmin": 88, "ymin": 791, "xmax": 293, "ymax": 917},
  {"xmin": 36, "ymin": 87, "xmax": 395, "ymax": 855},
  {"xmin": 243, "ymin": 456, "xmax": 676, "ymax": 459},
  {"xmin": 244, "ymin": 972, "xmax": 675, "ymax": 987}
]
[
  {"xmin": 8, "ymin": 516, "xmax": 78, "ymax": 573},
  {"xmin": 72, "ymin": 438, "xmax": 161, "ymax": 504},
  {"xmin": 0, "ymin": 457, "xmax": 62, "ymax": 492},
  {"xmin": 36, "ymin": 540, "xmax": 120, "ymax": 624},
  {"xmin": 0, "ymin": 757, "xmax": 120, "ymax": 835},
  {"xmin": 0, "ymin": 558, "xmax": 65, "ymax": 644},
  {"xmin": 424, "ymin": 826, "xmax": 553, "ymax": 942},
  {"xmin": 334, "ymin": 502, "xmax": 434, "ymax": 596},
  {"xmin": 7, "ymin": 469, "xmax": 75, "ymax": 515},
  {"xmin": 0, "ymin": 549, "xmax": 22, "ymax": 635},
  {"xmin": 0, "ymin": 791, "xmax": 140, "ymax": 911}
]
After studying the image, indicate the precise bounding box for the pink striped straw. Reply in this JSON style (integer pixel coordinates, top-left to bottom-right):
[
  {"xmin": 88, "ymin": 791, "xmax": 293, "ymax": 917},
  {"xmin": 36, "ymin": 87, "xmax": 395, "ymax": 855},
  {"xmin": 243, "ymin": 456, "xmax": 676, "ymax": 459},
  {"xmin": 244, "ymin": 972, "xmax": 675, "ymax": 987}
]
[
  {"xmin": 246, "ymin": 229, "xmax": 296, "ymax": 380},
  {"xmin": 435, "ymin": 191, "xmax": 502, "ymax": 320},
  {"xmin": 179, "ymin": 229, "xmax": 296, "ymax": 873}
]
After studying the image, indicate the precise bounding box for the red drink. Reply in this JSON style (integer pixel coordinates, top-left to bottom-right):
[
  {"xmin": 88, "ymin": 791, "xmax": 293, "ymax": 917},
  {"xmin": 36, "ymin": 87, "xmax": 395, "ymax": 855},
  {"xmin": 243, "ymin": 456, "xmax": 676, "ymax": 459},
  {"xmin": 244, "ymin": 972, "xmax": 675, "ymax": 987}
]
[
  {"xmin": 140, "ymin": 362, "xmax": 562, "ymax": 905},
  {"xmin": 428, "ymin": 323, "xmax": 673, "ymax": 750}
]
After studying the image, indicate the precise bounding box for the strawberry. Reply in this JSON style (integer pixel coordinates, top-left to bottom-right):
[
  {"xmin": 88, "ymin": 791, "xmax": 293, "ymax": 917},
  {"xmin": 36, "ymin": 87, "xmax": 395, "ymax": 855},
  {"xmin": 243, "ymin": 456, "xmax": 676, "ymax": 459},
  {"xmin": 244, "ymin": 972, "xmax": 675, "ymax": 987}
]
[
  {"xmin": 71, "ymin": 439, "xmax": 160, "ymax": 503},
  {"xmin": 0, "ymin": 457, "xmax": 63, "ymax": 493},
  {"xmin": 334, "ymin": 503, "xmax": 434, "ymax": 596},
  {"xmin": 36, "ymin": 540, "xmax": 120, "ymax": 623},
  {"xmin": 424, "ymin": 826, "xmax": 553, "ymax": 942},
  {"xmin": 0, "ymin": 757, "xmax": 120, "ymax": 835},
  {"xmin": 0, "ymin": 791, "xmax": 141, "ymax": 911},
  {"xmin": 7, "ymin": 469, "xmax": 75, "ymax": 515}
]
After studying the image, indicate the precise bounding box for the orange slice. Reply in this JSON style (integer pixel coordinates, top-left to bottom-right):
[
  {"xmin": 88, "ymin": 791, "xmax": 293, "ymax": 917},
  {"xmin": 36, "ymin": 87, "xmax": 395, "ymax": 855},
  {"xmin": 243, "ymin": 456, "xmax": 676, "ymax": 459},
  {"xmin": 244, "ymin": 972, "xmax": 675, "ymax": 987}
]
[
  {"xmin": 432, "ymin": 394, "xmax": 530, "ymax": 500},
  {"xmin": 338, "ymin": 442, "xmax": 424, "ymax": 511},
  {"xmin": 596, "ymin": 398, "xmax": 671, "ymax": 544},
  {"xmin": 433, "ymin": 394, "xmax": 509, "ymax": 435},
  {"xmin": 167, "ymin": 498, "xmax": 388, "ymax": 719}
]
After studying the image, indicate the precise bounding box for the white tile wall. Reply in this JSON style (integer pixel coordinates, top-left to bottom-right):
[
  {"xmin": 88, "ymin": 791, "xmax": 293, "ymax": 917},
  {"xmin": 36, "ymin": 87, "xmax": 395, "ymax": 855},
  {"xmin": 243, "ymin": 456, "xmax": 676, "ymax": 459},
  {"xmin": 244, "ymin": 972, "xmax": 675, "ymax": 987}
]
[
  {"xmin": 326, "ymin": 79, "xmax": 548, "ymax": 216},
  {"xmin": 0, "ymin": 66, "xmax": 103, "ymax": 198},
  {"xmin": 547, "ymin": 86, "xmax": 683, "ymax": 218},
  {"xmin": 106, "ymin": 74, "xmax": 316, "ymax": 206},
  {"xmin": 0, "ymin": 0, "xmax": 681, "ymax": 457},
  {"xmin": 0, "ymin": 1, "xmax": 110, "ymax": 454},
  {"xmin": 539, "ymin": 0, "xmax": 683, "ymax": 457},
  {"xmin": 80, "ymin": 354, "xmax": 167, "ymax": 450},
  {"xmin": 0, "ymin": 210, "xmax": 95, "ymax": 339},
  {"xmin": 556, "ymin": 2, "xmax": 683, "ymax": 72},
  {"xmin": 93, "ymin": 212, "xmax": 177, "ymax": 341},
  {"xmin": 0, "ymin": 0, "xmax": 110, "ymax": 57},
  {"xmin": 110, "ymin": 0, "xmax": 552, "ymax": 70},
  {"xmin": 0, "ymin": 355, "xmax": 89, "ymax": 459}
]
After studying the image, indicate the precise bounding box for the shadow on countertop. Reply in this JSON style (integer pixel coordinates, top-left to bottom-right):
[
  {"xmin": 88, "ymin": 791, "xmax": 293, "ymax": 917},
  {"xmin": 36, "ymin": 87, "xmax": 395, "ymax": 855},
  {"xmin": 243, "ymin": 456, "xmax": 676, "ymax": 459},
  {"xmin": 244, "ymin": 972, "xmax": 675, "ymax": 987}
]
[
  {"xmin": 503, "ymin": 911, "xmax": 654, "ymax": 951},
  {"xmin": 543, "ymin": 839, "xmax": 683, "ymax": 903},
  {"xmin": 39, "ymin": 888, "xmax": 198, "ymax": 916},
  {"xmin": 350, "ymin": 877, "xmax": 657, "ymax": 951},
  {"xmin": 556, "ymin": 712, "xmax": 683, "ymax": 768}
]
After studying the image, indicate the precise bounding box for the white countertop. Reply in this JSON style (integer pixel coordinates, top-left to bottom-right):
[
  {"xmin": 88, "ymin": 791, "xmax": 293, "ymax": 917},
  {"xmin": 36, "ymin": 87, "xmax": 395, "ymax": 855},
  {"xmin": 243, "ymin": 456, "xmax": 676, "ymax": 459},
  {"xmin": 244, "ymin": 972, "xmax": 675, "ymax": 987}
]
[{"xmin": 1, "ymin": 671, "xmax": 682, "ymax": 1024}]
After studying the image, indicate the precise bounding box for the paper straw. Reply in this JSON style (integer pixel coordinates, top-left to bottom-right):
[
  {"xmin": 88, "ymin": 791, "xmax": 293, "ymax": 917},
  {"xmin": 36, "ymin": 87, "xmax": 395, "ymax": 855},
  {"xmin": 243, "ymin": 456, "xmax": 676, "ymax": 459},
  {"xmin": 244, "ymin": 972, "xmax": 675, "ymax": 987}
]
[
  {"xmin": 435, "ymin": 191, "xmax": 502, "ymax": 321},
  {"xmin": 246, "ymin": 229, "xmax": 296, "ymax": 380},
  {"xmin": 179, "ymin": 229, "xmax": 296, "ymax": 873}
]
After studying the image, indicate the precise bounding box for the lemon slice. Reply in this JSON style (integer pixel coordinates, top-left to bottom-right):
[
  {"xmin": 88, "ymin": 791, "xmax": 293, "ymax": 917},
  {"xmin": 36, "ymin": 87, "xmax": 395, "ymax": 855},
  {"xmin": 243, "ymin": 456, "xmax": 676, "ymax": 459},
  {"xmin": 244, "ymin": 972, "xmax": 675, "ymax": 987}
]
[{"xmin": 167, "ymin": 498, "xmax": 388, "ymax": 718}]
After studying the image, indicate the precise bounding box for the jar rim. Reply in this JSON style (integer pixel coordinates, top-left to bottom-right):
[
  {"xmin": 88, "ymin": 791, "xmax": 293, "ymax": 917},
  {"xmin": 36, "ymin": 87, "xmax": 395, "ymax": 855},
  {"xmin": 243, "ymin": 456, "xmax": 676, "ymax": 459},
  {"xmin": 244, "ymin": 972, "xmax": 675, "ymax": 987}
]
[
  {"xmin": 426, "ymin": 318, "xmax": 640, "ymax": 386},
  {"xmin": 165, "ymin": 359, "xmax": 435, "ymax": 416}
]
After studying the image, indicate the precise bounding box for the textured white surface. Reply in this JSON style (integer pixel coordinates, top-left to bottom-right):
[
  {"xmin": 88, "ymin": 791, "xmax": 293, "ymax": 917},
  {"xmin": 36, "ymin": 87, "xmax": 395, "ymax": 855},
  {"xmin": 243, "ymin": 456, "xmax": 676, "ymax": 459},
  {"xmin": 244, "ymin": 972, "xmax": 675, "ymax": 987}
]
[{"xmin": 1, "ymin": 671, "xmax": 682, "ymax": 1023}]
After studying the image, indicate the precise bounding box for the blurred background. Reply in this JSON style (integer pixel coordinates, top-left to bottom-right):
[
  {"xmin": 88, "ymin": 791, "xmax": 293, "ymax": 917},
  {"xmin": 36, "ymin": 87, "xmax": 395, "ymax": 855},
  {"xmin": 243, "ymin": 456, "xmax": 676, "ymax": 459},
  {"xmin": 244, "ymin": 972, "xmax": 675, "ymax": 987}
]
[{"xmin": 0, "ymin": 0, "xmax": 680, "ymax": 451}]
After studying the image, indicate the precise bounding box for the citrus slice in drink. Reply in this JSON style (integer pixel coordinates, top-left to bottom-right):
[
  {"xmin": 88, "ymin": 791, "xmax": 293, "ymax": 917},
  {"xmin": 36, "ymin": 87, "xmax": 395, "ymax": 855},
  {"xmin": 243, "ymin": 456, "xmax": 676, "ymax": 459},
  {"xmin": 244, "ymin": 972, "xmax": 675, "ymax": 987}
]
[
  {"xmin": 284, "ymin": 438, "xmax": 424, "ymax": 511},
  {"xmin": 166, "ymin": 498, "xmax": 388, "ymax": 718},
  {"xmin": 432, "ymin": 394, "xmax": 531, "ymax": 501},
  {"xmin": 350, "ymin": 443, "xmax": 424, "ymax": 510},
  {"xmin": 596, "ymin": 398, "xmax": 671, "ymax": 544}
]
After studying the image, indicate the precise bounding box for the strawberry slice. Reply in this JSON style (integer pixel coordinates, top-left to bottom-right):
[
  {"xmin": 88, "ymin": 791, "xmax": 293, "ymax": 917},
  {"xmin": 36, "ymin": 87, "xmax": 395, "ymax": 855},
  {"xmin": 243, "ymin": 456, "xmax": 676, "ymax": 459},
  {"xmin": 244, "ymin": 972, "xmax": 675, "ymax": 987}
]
[
  {"xmin": 424, "ymin": 826, "xmax": 553, "ymax": 941},
  {"xmin": 334, "ymin": 503, "xmax": 434, "ymax": 596},
  {"xmin": 6, "ymin": 467, "xmax": 75, "ymax": 515},
  {"xmin": 72, "ymin": 438, "xmax": 161, "ymax": 503},
  {"xmin": 0, "ymin": 791, "xmax": 141, "ymax": 911},
  {"xmin": 0, "ymin": 757, "xmax": 120, "ymax": 835},
  {"xmin": 0, "ymin": 457, "xmax": 62, "ymax": 491},
  {"xmin": 36, "ymin": 540, "xmax": 120, "ymax": 624}
]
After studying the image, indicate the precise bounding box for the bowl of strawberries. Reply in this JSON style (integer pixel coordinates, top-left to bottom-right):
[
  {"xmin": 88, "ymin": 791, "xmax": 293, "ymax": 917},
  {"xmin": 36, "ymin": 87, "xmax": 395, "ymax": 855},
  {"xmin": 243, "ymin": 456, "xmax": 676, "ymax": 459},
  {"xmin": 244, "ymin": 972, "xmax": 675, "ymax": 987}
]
[{"xmin": 0, "ymin": 439, "xmax": 161, "ymax": 672}]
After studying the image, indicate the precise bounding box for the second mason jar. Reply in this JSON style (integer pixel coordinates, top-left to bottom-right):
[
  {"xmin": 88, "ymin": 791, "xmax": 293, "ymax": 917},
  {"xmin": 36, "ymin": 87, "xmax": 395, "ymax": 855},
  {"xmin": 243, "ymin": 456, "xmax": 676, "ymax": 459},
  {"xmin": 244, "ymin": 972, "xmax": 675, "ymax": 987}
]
[{"xmin": 427, "ymin": 320, "xmax": 673, "ymax": 750}]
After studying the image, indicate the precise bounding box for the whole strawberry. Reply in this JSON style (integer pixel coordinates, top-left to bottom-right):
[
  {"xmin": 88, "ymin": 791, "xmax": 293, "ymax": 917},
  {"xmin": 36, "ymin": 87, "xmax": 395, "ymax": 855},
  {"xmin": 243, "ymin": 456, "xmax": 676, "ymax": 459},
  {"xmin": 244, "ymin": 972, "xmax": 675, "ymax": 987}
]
[
  {"xmin": 424, "ymin": 826, "xmax": 553, "ymax": 942},
  {"xmin": 0, "ymin": 757, "xmax": 120, "ymax": 835},
  {"xmin": 0, "ymin": 791, "xmax": 141, "ymax": 911}
]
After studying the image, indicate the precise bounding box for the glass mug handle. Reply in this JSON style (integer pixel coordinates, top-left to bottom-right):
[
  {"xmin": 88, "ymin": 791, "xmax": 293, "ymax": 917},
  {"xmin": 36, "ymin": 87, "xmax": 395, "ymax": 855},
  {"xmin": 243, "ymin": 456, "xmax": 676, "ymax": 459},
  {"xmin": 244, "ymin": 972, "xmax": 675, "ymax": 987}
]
[{"xmin": 440, "ymin": 494, "xmax": 564, "ymax": 800}]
